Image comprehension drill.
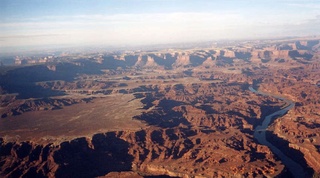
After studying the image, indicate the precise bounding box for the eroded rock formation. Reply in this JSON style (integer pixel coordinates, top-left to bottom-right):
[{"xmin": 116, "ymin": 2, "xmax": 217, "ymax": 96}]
[{"xmin": 1, "ymin": 38, "xmax": 320, "ymax": 177}]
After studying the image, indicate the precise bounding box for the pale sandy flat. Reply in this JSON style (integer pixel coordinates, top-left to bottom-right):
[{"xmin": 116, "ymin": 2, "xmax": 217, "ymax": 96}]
[{"xmin": 0, "ymin": 94, "xmax": 147, "ymax": 143}]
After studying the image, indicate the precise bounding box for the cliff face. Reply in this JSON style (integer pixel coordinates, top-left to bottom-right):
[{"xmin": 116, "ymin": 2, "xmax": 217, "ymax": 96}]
[
  {"xmin": 222, "ymin": 50, "xmax": 236, "ymax": 58},
  {"xmin": 202, "ymin": 57, "xmax": 215, "ymax": 67},
  {"xmin": 257, "ymin": 64, "xmax": 320, "ymax": 174},
  {"xmin": 173, "ymin": 54, "xmax": 191, "ymax": 68},
  {"xmin": 124, "ymin": 128, "xmax": 282, "ymax": 177},
  {"xmin": 271, "ymin": 117, "xmax": 320, "ymax": 173},
  {"xmin": 145, "ymin": 56, "xmax": 159, "ymax": 68},
  {"xmin": 0, "ymin": 127, "xmax": 284, "ymax": 178},
  {"xmin": 82, "ymin": 40, "xmax": 320, "ymax": 69},
  {"xmin": 1, "ymin": 39, "xmax": 320, "ymax": 177},
  {"xmin": 134, "ymin": 55, "xmax": 147, "ymax": 67},
  {"xmin": 0, "ymin": 133, "xmax": 133, "ymax": 178},
  {"xmin": 250, "ymin": 49, "xmax": 313, "ymax": 63},
  {"xmin": 0, "ymin": 82, "xmax": 287, "ymax": 178}
]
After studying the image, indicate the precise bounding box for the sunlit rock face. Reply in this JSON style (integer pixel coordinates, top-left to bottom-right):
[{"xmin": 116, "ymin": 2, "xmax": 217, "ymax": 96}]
[{"xmin": 1, "ymin": 38, "xmax": 320, "ymax": 177}]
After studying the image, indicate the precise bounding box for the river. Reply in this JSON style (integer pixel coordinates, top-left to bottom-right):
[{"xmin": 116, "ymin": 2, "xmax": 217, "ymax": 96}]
[{"xmin": 249, "ymin": 87, "xmax": 305, "ymax": 178}]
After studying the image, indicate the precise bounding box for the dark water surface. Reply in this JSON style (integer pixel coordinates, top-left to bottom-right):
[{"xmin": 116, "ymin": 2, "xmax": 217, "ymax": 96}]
[{"xmin": 249, "ymin": 87, "xmax": 305, "ymax": 178}]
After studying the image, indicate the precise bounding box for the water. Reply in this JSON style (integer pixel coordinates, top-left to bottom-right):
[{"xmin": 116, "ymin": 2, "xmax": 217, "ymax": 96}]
[{"xmin": 249, "ymin": 87, "xmax": 305, "ymax": 178}]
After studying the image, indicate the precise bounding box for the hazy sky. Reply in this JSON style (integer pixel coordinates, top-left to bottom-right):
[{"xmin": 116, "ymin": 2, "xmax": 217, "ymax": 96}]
[{"xmin": 1, "ymin": 0, "xmax": 320, "ymax": 50}]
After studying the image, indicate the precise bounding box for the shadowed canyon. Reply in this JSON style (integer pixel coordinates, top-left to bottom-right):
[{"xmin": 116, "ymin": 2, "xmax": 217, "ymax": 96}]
[{"xmin": 0, "ymin": 38, "xmax": 320, "ymax": 178}]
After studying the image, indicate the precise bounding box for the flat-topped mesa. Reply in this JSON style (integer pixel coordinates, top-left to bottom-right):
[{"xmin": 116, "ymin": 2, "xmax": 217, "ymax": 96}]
[
  {"xmin": 89, "ymin": 39, "xmax": 320, "ymax": 69},
  {"xmin": 222, "ymin": 50, "xmax": 236, "ymax": 58},
  {"xmin": 144, "ymin": 56, "xmax": 159, "ymax": 68},
  {"xmin": 202, "ymin": 56, "xmax": 216, "ymax": 67},
  {"xmin": 1, "ymin": 37, "xmax": 320, "ymax": 177},
  {"xmin": 296, "ymin": 40, "xmax": 320, "ymax": 50},
  {"xmin": 271, "ymin": 50, "xmax": 291, "ymax": 59},
  {"xmin": 132, "ymin": 55, "xmax": 163, "ymax": 69},
  {"xmin": 250, "ymin": 49, "xmax": 314, "ymax": 63},
  {"xmin": 173, "ymin": 54, "xmax": 191, "ymax": 68}
]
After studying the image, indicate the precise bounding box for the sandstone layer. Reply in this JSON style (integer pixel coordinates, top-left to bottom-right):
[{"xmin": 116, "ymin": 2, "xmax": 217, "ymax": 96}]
[{"xmin": 1, "ymin": 38, "xmax": 320, "ymax": 177}]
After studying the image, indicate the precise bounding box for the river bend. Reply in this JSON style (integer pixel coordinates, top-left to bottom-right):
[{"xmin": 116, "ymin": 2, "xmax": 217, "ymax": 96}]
[{"xmin": 249, "ymin": 87, "xmax": 305, "ymax": 178}]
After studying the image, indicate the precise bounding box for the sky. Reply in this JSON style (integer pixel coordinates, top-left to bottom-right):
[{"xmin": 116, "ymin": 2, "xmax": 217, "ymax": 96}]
[{"xmin": 1, "ymin": 0, "xmax": 320, "ymax": 51}]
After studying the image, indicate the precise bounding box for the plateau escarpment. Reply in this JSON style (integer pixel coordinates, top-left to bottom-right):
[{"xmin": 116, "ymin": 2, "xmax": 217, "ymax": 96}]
[{"xmin": 1, "ymin": 38, "xmax": 320, "ymax": 177}]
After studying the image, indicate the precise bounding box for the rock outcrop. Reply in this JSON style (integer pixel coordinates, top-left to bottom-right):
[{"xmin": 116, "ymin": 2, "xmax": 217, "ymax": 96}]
[{"xmin": 1, "ymin": 38, "xmax": 320, "ymax": 177}]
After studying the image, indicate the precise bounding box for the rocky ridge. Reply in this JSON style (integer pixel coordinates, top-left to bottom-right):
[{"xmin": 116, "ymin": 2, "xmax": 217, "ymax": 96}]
[{"xmin": 1, "ymin": 39, "xmax": 320, "ymax": 177}]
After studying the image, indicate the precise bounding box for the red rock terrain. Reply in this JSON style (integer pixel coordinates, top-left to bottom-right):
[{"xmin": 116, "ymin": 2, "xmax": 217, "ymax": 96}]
[
  {"xmin": 1, "ymin": 38, "xmax": 320, "ymax": 177},
  {"xmin": 257, "ymin": 64, "xmax": 320, "ymax": 174},
  {"xmin": 0, "ymin": 82, "xmax": 289, "ymax": 177}
]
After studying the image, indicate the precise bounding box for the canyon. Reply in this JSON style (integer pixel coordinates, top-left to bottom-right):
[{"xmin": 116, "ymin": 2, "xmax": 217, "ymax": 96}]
[{"xmin": 0, "ymin": 38, "xmax": 319, "ymax": 177}]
